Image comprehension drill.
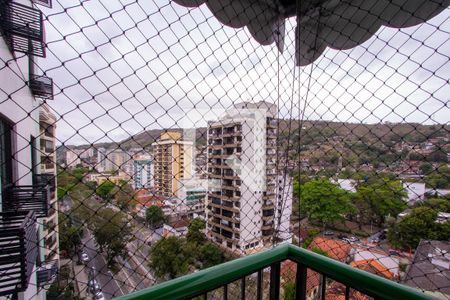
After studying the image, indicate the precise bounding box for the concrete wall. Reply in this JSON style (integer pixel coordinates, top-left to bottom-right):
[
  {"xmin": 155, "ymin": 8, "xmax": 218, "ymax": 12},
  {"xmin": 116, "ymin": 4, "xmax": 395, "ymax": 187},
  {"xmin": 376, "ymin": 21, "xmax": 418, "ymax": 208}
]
[{"xmin": 240, "ymin": 120, "xmax": 262, "ymax": 248}]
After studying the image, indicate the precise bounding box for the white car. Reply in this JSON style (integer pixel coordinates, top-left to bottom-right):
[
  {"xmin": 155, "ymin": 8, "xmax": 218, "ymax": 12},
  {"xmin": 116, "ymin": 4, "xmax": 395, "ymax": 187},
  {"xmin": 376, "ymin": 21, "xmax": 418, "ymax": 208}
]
[
  {"xmin": 94, "ymin": 291, "xmax": 106, "ymax": 300},
  {"xmin": 81, "ymin": 253, "xmax": 89, "ymax": 263},
  {"xmin": 88, "ymin": 279, "xmax": 100, "ymax": 293}
]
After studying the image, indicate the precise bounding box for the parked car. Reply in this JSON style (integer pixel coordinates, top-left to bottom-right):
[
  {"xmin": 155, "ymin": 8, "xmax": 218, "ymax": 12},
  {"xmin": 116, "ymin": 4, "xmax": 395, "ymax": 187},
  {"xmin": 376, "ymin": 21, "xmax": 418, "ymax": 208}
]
[
  {"xmin": 389, "ymin": 249, "xmax": 401, "ymax": 256},
  {"xmin": 88, "ymin": 279, "xmax": 100, "ymax": 293},
  {"xmin": 94, "ymin": 290, "xmax": 106, "ymax": 300},
  {"xmin": 323, "ymin": 230, "xmax": 334, "ymax": 236},
  {"xmin": 371, "ymin": 237, "xmax": 380, "ymax": 244},
  {"xmin": 80, "ymin": 252, "xmax": 89, "ymax": 263},
  {"xmin": 349, "ymin": 236, "xmax": 359, "ymax": 242},
  {"xmin": 337, "ymin": 234, "xmax": 348, "ymax": 239}
]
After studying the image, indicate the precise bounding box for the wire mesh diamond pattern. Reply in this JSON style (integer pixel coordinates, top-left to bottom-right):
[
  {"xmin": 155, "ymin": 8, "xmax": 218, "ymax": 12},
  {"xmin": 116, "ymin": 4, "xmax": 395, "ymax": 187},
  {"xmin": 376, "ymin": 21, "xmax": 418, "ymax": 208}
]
[{"xmin": 0, "ymin": 0, "xmax": 449, "ymax": 299}]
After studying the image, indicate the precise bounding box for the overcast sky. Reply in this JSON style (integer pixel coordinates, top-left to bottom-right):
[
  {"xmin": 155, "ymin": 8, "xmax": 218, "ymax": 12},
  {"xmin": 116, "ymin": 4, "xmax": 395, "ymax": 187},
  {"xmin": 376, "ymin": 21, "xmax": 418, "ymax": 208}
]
[{"xmin": 37, "ymin": 0, "xmax": 450, "ymax": 146}]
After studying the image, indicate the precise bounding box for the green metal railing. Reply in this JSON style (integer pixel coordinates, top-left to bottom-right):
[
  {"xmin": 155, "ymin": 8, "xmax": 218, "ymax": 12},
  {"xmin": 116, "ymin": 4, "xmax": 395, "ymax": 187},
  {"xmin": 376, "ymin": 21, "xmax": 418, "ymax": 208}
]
[{"xmin": 117, "ymin": 244, "xmax": 432, "ymax": 300}]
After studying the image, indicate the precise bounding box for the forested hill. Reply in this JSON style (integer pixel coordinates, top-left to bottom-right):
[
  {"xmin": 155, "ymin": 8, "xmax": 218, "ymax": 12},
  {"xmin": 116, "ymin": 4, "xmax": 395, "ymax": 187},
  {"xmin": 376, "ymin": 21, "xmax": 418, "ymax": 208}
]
[{"xmin": 61, "ymin": 120, "xmax": 449, "ymax": 151}]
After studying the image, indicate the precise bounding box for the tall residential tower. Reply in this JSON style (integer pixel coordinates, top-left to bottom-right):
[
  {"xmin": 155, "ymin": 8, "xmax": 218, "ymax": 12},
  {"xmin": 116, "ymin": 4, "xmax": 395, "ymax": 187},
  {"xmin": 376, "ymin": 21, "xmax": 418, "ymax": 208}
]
[
  {"xmin": 152, "ymin": 132, "xmax": 193, "ymax": 197},
  {"xmin": 206, "ymin": 102, "xmax": 291, "ymax": 255}
]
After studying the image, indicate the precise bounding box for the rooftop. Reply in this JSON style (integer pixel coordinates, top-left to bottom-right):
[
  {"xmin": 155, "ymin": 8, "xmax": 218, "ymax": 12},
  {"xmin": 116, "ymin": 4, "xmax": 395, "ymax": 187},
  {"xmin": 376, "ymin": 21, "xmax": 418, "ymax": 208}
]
[{"xmin": 403, "ymin": 240, "xmax": 450, "ymax": 297}]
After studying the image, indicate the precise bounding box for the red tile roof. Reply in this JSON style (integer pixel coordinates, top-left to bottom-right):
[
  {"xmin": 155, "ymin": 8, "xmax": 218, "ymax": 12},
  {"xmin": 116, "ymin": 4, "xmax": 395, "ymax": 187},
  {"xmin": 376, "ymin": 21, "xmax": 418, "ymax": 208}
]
[
  {"xmin": 308, "ymin": 237, "xmax": 352, "ymax": 262},
  {"xmin": 351, "ymin": 259, "xmax": 394, "ymax": 279}
]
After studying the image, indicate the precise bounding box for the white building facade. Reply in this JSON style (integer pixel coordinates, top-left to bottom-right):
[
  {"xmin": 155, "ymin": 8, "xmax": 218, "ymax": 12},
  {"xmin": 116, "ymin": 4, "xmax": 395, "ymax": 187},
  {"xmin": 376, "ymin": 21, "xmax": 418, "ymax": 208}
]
[
  {"xmin": 0, "ymin": 0, "xmax": 57, "ymax": 297},
  {"xmin": 132, "ymin": 156, "xmax": 154, "ymax": 189},
  {"xmin": 206, "ymin": 102, "xmax": 282, "ymax": 255}
]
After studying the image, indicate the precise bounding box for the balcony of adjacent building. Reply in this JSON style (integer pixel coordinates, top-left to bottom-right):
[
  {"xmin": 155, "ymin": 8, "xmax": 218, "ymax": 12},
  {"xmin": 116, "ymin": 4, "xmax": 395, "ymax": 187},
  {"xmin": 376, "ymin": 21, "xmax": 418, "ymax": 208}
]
[
  {"xmin": 39, "ymin": 123, "xmax": 55, "ymax": 140},
  {"xmin": 2, "ymin": 184, "xmax": 50, "ymax": 218},
  {"xmin": 222, "ymin": 169, "xmax": 240, "ymax": 180},
  {"xmin": 220, "ymin": 190, "xmax": 240, "ymax": 201},
  {"xmin": 223, "ymin": 137, "xmax": 242, "ymax": 148},
  {"xmin": 40, "ymin": 155, "xmax": 56, "ymax": 172},
  {"xmin": 0, "ymin": 211, "xmax": 39, "ymax": 297},
  {"xmin": 29, "ymin": 74, "xmax": 54, "ymax": 100},
  {"xmin": 39, "ymin": 137, "xmax": 54, "ymax": 154},
  {"xmin": 222, "ymin": 179, "xmax": 241, "ymax": 191},
  {"xmin": 45, "ymin": 231, "xmax": 58, "ymax": 250},
  {"xmin": 208, "ymin": 207, "xmax": 239, "ymax": 223},
  {"xmin": 0, "ymin": 1, "xmax": 46, "ymax": 57},
  {"xmin": 222, "ymin": 125, "xmax": 242, "ymax": 137},
  {"xmin": 208, "ymin": 217, "xmax": 240, "ymax": 234},
  {"xmin": 223, "ymin": 147, "xmax": 242, "ymax": 159},
  {"xmin": 262, "ymin": 200, "xmax": 275, "ymax": 210},
  {"xmin": 208, "ymin": 128, "xmax": 222, "ymax": 136},
  {"xmin": 208, "ymin": 149, "xmax": 223, "ymax": 159},
  {"xmin": 43, "ymin": 218, "xmax": 57, "ymax": 233},
  {"xmin": 262, "ymin": 208, "xmax": 275, "ymax": 222}
]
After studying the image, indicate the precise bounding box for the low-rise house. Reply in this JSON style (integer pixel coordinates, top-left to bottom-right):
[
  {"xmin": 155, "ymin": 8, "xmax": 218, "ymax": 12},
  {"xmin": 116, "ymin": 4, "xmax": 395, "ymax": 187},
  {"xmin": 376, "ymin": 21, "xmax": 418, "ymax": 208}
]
[
  {"xmin": 425, "ymin": 188, "xmax": 450, "ymax": 197},
  {"xmin": 351, "ymin": 247, "xmax": 400, "ymax": 278},
  {"xmin": 334, "ymin": 179, "xmax": 357, "ymax": 193},
  {"xmin": 132, "ymin": 190, "xmax": 163, "ymax": 218},
  {"xmin": 325, "ymin": 258, "xmax": 395, "ymax": 300},
  {"xmin": 162, "ymin": 220, "xmax": 190, "ymax": 238},
  {"xmin": 403, "ymin": 240, "xmax": 450, "ymax": 298},
  {"xmin": 350, "ymin": 259, "xmax": 394, "ymax": 279},
  {"xmin": 309, "ymin": 237, "xmax": 353, "ymax": 263},
  {"xmin": 437, "ymin": 212, "xmax": 450, "ymax": 224},
  {"xmin": 85, "ymin": 172, "xmax": 130, "ymax": 185},
  {"xmin": 403, "ymin": 182, "xmax": 426, "ymax": 205}
]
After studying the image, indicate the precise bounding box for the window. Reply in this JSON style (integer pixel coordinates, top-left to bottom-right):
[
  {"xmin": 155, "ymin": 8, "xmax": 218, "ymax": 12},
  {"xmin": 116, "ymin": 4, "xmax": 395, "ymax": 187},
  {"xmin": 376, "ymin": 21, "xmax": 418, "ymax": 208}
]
[{"xmin": 0, "ymin": 116, "xmax": 13, "ymax": 188}]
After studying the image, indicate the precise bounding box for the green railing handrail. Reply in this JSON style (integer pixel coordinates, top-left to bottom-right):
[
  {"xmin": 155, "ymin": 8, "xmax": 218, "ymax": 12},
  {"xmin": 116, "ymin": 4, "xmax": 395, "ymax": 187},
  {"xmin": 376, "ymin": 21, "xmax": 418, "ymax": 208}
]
[{"xmin": 117, "ymin": 244, "xmax": 433, "ymax": 300}]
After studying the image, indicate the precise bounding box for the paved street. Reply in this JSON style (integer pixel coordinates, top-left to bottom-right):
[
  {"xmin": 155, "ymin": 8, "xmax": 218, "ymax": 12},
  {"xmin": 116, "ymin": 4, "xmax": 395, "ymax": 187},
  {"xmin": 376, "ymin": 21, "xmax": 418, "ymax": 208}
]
[{"xmin": 82, "ymin": 230, "xmax": 124, "ymax": 299}]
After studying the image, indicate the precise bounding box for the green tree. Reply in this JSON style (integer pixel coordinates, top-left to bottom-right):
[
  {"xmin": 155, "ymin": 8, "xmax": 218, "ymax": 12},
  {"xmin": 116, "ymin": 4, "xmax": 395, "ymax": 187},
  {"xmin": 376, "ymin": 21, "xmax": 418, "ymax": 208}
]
[
  {"xmin": 198, "ymin": 243, "xmax": 225, "ymax": 269},
  {"xmin": 47, "ymin": 283, "xmax": 82, "ymax": 300},
  {"xmin": 93, "ymin": 208, "xmax": 131, "ymax": 266},
  {"xmin": 146, "ymin": 205, "xmax": 165, "ymax": 228},
  {"xmin": 425, "ymin": 165, "xmax": 450, "ymax": 189},
  {"xmin": 354, "ymin": 179, "xmax": 407, "ymax": 227},
  {"xmin": 95, "ymin": 180, "xmax": 116, "ymax": 201},
  {"xmin": 438, "ymin": 222, "xmax": 450, "ymax": 241},
  {"xmin": 427, "ymin": 149, "xmax": 448, "ymax": 163},
  {"xmin": 297, "ymin": 179, "xmax": 354, "ymax": 228},
  {"xmin": 58, "ymin": 213, "xmax": 83, "ymax": 257},
  {"xmin": 149, "ymin": 237, "xmax": 192, "ymax": 279},
  {"xmin": 114, "ymin": 184, "xmax": 136, "ymax": 211},
  {"xmin": 283, "ymin": 281, "xmax": 296, "ymax": 300},
  {"xmin": 388, "ymin": 207, "xmax": 442, "ymax": 249},
  {"xmin": 420, "ymin": 162, "xmax": 433, "ymax": 175},
  {"xmin": 422, "ymin": 197, "xmax": 450, "ymax": 213},
  {"xmin": 186, "ymin": 218, "xmax": 206, "ymax": 243}
]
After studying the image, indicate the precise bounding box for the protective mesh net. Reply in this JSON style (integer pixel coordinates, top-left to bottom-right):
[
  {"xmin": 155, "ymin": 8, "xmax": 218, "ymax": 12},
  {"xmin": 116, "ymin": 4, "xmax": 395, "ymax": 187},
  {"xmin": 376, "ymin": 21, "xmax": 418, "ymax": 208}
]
[{"xmin": 0, "ymin": 0, "xmax": 449, "ymax": 299}]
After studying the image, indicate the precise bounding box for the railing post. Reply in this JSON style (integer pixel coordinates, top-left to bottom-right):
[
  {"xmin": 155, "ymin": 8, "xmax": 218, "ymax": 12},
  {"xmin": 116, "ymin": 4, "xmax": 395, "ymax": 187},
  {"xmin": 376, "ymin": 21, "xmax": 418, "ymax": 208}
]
[
  {"xmin": 256, "ymin": 269, "xmax": 263, "ymax": 300},
  {"xmin": 295, "ymin": 263, "xmax": 307, "ymax": 300},
  {"xmin": 270, "ymin": 262, "xmax": 280, "ymax": 300},
  {"xmin": 223, "ymin": 284, "xmax": 227, "ymax": 300},
  {"xmin": 320, "ymin": 274, "xmax": 326, "ymax": 300},
  {"xmin": 241, "ymin": 276, "xmax": 245, "ymax": 300}
]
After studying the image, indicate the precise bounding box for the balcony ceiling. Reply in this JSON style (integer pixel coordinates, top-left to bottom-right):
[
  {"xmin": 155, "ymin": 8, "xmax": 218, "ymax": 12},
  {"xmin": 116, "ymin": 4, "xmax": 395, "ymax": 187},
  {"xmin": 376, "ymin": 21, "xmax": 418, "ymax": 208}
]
[{"xmin": 172, "ymin": 0, "xmax": 449, "ymax": 65}]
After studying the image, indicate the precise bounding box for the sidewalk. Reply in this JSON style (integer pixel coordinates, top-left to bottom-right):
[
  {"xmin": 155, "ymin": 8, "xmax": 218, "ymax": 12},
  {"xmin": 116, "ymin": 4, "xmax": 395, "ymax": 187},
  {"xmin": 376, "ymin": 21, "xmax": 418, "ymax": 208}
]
[{"xmin": 73, "ymin": 261, "xmax": 91, "ymax": 299}]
